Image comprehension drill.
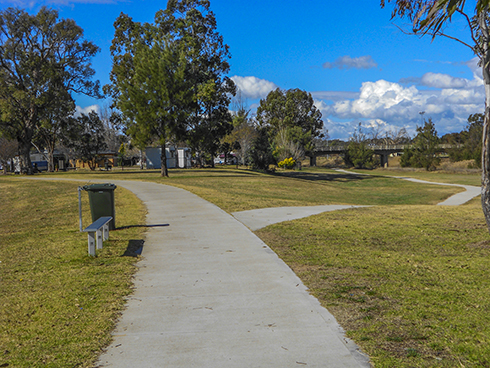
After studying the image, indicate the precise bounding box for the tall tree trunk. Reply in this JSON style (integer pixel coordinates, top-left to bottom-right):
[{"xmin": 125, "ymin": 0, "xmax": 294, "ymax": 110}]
[
  {"xmin": 160, "ymin": 142, "xmax": 168, "ymax": 177},
  {"xmin": 19, "ymin": 140, "xmax": 32, "ymax": 174},
  {"xmin": 480, "ymin": 13, "xmax": 490, "ymax": 234},
  {"xmin": 481, "ymin": 88, "xmax": 490, "ymax": 232},
  {"xmin": 47, "ymin": 143, "xmax": 55, "ymax": 172}
]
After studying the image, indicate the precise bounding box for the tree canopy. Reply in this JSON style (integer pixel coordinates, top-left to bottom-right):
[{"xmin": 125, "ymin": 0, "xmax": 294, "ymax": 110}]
[
  {"xmin": 64, "ymin": 112, "xmax": 107, "ymax": 171},
  {"xmin": 0, "ymin": 7, "xmax": 101, "ymax": 173},
  {"xmin": 107, "ymin": 0, "xmax": 235, "ymax": 175},
  {"xmin": 256, "ymin": 88, "xmax": 323, "ymax": 162}
]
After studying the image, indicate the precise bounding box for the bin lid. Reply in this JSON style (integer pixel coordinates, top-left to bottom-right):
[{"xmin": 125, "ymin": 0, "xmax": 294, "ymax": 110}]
[{"xmin": 82, "ymin": 183, "xmax": 117, "ymax": 191}]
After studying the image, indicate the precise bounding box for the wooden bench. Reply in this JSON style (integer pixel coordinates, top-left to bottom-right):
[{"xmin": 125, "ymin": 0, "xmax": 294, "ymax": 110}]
[{"xmin": 83, "ymin": 216, "xmax": 113, "ymax": 256}]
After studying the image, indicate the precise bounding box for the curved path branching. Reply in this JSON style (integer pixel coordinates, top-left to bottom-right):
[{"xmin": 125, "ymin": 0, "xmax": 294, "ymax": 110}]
[
  {"xmin": 22, "ymin": 172, "xmax": 476, "ymax": 367},
  {"xmin": 85, "ymin": 180, "xmax": 370, "ymax": 368},
  {"xmin": 232, "ymin": 170, "xmax": 481, "ymax": 231}
]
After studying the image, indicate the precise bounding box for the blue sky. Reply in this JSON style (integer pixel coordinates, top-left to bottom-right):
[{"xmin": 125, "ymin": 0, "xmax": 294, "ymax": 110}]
[{"xmin": 1, "ymin": 0, "xmax": 482, "ymax": 140}]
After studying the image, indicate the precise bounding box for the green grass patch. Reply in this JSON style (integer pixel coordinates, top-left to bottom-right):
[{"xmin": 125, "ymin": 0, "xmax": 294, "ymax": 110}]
[
  {"xmin": 256, "ymin": 203, "xmax": 490, "ymax": 367},
  {"xmin": 0, "ymin": 178, "xmax": 146, "ymax": 367},
  {"xmin": 366, "ymin": 168, "xmax": 481, "ymax": 187},
  {"xmin": 40, "ymin": 166, "xmax": 462, "ymax": 212}
]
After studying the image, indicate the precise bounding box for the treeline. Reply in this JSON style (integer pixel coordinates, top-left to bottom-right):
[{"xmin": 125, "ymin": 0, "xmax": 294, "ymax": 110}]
[
  {"xmin": 0, "ymin": 7, "xmax": 106, "ymax": 173},
  {"xmin": 0, "ymin": 0, "xmax": 325, "ymax": 176},
  {"xmin": 343, "ymin": 113, "xmax": 483, "ymax": 170},
  {"xmin": 442, "ymin": 113, "xmax": 483, "ymax": 168},
  {"xmin": 105, "ymin": 2, "xmax": 323, "ymax": 176},
  {"xmin": 400, "ymin": 114, "xmax": 483, "ymax": 170},
  {"xmin": 0, "ymin": 2, "xmax": 235, "ymax": 175},
  {"xmin": 218, "ymin": 88, "xmax": 324, "ymax": 171}
]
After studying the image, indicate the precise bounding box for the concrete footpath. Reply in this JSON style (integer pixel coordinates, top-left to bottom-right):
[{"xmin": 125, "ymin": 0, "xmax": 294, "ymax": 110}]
[
  {"xmin": 96, "ymin": 180, "xmax": 370, "ymax": 367},
  {"xmin": 334, "ymin": 169, "xmax": 481, "ymax": 207},
  {"xmin": 232, "ymin": 205, "xmax": 367, "ymax": 231}
]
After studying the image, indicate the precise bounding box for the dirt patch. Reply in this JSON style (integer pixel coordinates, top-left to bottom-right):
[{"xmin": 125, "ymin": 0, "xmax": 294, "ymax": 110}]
[{"xmin": 466, "ymin": 239, "xmax": 490, "ymax": 249}]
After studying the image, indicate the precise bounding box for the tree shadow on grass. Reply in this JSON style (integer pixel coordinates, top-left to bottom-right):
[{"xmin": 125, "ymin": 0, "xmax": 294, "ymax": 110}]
[
  {"xmin": 276, "ymin": 170, "xmax": 380, "ymax": 183},
  {"xmin": 91, "ymin": 168, "xmax": 264, "ymax": 179}
]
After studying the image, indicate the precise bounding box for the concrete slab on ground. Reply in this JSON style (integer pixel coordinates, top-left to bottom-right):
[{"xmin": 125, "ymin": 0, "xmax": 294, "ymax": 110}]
[
  {"xmin": 232, "ymin": 205, "xmax": 366, "ymax": 231},
  {"xmin": 94, "ymin": 180, "xmax": 370, "ymax": 368}
]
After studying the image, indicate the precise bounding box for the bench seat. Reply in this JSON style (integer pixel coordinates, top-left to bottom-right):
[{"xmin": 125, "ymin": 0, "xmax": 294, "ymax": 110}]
[{"xmin": 83, "ymin": 216, "xmax": 113, "ymax": 256}]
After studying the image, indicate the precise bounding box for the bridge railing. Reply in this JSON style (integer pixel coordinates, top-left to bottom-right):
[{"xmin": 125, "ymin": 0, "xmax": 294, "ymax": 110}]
[{"xmin": 312, "ymin": 143, "xmax": 460, "ymax": 153}]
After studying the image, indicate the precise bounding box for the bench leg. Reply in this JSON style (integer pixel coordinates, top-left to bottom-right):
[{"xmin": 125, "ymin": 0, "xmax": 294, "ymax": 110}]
[
  {"xmin": 96, "ymin": 229, "xmax": 103, "ymax": 250},
  {"xmin": 103, "ymin": 224, "xmax": 109, "ymax": 241},
  {"xmin": 88, "ymin": 232, "xmax": 96, "ymax": 256}
]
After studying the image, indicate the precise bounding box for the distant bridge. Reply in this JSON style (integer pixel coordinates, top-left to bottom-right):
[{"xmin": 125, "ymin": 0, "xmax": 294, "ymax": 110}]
[{"xmin": 308, "ymin": 144, "xmax": 456, "ymax": 167}]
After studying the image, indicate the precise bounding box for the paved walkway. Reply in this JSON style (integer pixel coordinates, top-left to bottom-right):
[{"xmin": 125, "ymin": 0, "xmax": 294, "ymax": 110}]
[
  {"xmin": 334, "ymin": 169, "xmax": 480, "ymax": 206},
  {"xmin": 397, "ymin": 177, "xmax": 481, "ymax": 206},
  {"xmin": 232, "ymin": 205, "xmax": 367, "ymax": 231},
  {"xmin": 233, "ymin": 172, "xmax": 480, "ymax": 231},
  {"xmin": 95, "ymin": 180, "xmax": 370, "ymax": 367}
]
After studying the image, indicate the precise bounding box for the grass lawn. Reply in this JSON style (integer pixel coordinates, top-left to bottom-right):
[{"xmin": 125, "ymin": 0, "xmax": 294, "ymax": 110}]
[
  {"xmin": 363, "ymin": 167, "xmax": 481, "ymax": 187},
  {"xmin": 0, "ymin": 166, "xmax": 486, "ymax": 367},
  {"xmin": 44, "ymin": 166, "xmax": 462, "ymax": 212},
  {"xmin": 0, "ymin": 178, "xmax": 146, "ymax": 367}
]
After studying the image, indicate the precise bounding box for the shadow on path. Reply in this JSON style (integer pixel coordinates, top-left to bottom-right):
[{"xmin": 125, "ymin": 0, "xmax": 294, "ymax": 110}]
[
  {"xmin": 122, "ymin": 239, "xmax": 145, "ymax": 257},
  {"xmin": 117, "ymin": 224, "xmax": 169, "ymax": 230}
]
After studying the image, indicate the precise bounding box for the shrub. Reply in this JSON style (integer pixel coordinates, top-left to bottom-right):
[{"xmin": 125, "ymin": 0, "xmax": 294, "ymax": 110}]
[
  {"xmin": 344, "ymin": 141, "xmax": 376, "ymax": 169},
  {"xmin": 278, "ymin": 157, "xmax": 296, "ymax": 169}
]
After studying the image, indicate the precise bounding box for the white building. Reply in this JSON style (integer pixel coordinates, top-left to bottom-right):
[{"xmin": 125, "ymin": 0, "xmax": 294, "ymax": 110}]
[{"xmin": 146, "ymin": 147, "xmax": 191, "ymax": 169}]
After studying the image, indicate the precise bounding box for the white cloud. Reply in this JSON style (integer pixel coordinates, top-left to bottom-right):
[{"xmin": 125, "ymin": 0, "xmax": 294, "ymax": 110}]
[
  {"xmin": 316, "ymin": 59, "xmax": 485, "ymax": 140},
  {"xmin": 420, "ymin": 72, "xmax": 469, "ymax": 89},
  {"xmin": 75, "ymin": 104, "xmax": 100, "ymax": 117},
  {"xmin": 466, "ymin": 57, "xmax": 482, "ymax": 77},
  {"xmin": 311, "ymin": 91, "xmax": 359, "ymax": 102},
  {"xmin": 231, "ymin": 76, "xmax": 278, "ymax": 100},
  {"xmin": 329, "ymin": 80, "xmax": 423, "ymax": 121},
  {"xmin": 320, "ymin": 118, "xmax": 354, "ymax": 139},
  {"xmin": 313, "ymin": 99, "xmax": 330, "ymax": 113},
  {"xmin": 323, "ymin": 55, "xmax": 377, "ymax": 70}
]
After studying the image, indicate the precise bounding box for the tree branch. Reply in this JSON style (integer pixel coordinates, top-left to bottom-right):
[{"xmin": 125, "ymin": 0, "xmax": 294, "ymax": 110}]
[
  {"xmin": 455, "ymin": 8, "xmax": 482, "ymax": 54},
  {"xmin": 436, "ymin": 30, "xmax": 480, "ymax": 54},
  {"xmin": 392, "ymin": 21, "xmax": 479, "ymax": 57}
]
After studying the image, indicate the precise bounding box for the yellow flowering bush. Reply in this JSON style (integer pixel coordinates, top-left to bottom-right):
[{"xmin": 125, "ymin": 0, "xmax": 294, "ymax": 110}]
[{"xmin": 278, "ymin": 157, "xmax": 296, "ymax": 169}]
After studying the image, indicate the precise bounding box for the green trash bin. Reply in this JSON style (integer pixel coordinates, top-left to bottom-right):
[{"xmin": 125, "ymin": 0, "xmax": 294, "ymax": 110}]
[{"xmin": 83, "ymin": 183, "xmax": 117, "ymax": 230}]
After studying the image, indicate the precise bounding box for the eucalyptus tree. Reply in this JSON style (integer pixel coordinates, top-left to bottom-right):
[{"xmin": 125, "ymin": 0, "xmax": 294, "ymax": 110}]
[
  {"xmin": 64, "ymin": 112, "xmax": 107, "ymax": 171},
  {"xmin": 35, "ymin": 88, "xmax": 74, "ymax": 172},
  {"xmin": 381, "ymin": 0, "xmax": 490, "ymax": 231},
  {"xmin": 256, "ymin": 88, "xmax": 323, "ymax": 161},
  {"xmin": 0, "ymin": 7, "xmax": 101, "ymax": 174}
]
